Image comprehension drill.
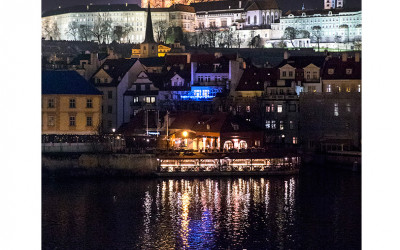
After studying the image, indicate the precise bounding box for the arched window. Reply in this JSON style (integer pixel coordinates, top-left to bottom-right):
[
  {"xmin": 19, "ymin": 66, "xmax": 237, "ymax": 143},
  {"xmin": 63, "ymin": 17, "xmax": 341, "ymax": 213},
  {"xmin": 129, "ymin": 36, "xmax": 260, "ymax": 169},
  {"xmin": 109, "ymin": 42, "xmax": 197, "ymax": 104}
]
[
  {"xmin": 224, "ymin": 141, "xmax": 234, "ymax": 150},
  {"xmin": 239, "ymin": 140, "xmax": 248, "ymax": 149},
  {"xmin": 262, "ymin": 15, "xmax": 265, "ymax": 24},
  {"xmin": 254, "ymin": 15, "xmax": 257, "ymax": 24},
  {"xmin": 247, "ymin": 16, "xmax": 250, "ymax": 24},
  {"xmin": 267, "ymin": 15, "xmax": 270, "ymax": 24}
]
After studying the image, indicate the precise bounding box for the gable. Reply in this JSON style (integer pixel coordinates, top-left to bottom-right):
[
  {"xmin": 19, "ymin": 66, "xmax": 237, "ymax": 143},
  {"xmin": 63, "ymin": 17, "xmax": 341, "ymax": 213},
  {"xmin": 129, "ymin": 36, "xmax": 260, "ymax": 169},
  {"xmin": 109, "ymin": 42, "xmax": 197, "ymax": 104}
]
[
  {"xmin": 94, "ymin": 69, "xmax": 112, "ymax": 79},
  {"xmin": 303, "ymin": 63, "xmax": 319, "ymax": 70},
  {"xmin": 279, "ymin": 64, "xmax": 296, "ymax": 70}
]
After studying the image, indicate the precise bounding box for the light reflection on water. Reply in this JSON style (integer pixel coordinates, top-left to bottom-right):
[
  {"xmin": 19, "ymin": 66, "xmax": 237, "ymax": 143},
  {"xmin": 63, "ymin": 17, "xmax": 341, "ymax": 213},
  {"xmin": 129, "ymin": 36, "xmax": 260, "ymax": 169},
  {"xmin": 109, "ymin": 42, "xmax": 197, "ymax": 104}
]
[{"xmin": 43, "ymin": 171, "xmax": 361, "ymax": 250}]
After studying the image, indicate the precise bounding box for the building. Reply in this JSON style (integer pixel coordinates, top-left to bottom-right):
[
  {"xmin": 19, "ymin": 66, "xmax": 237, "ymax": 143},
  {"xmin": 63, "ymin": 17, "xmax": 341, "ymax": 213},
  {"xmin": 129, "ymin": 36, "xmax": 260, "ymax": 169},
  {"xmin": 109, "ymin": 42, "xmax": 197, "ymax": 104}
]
[
  {"xmin": 90, "ymin": 58, "xmax": 143, "ymax": 132},
  {"xmin": 42, "ymin": 70, "xmax": 102, "ymax": 135},
  {"xmin": 324, "ymin": 0, "xmax": 343, "ymax": 9},
  {"xmin": 41, "ymin": 4, "xmax": 195, "ymax": 42},
  {"xmin": 299, "ymin": 92, "xmax": 361, "ymax": 152}
]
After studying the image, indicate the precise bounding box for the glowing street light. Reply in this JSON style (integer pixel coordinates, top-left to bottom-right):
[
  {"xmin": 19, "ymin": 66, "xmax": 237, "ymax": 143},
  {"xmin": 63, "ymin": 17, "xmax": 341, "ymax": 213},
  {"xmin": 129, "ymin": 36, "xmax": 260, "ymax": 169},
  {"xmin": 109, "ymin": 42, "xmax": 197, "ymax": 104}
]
[{"xmin": 182, "ymin": 131, "xmax": 188, "ymax": 137}]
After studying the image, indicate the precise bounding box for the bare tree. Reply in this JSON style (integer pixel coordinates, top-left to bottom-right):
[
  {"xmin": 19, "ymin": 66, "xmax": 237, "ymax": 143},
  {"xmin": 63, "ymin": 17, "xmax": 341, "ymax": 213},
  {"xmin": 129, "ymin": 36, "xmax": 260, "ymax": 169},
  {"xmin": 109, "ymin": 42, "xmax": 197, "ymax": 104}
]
[
  {"xmin": 101, "ymin": 18, "xmax": 113, "ymax": 43},
  {"xmin": 204, "ymin": 27, "xmax": 219, "ymax": 48},
  {"xmin": 66, "ymin": 21, "xmax": 79, "ymax": 40},
  {"xmin": 42, "ymin": 19, "xmax": 52, "ymax": 40},
  {"xmin": 312, "ymin": 26, "xmax": 322, "ymax": 51},
  {"xmin": 122, "ymin": 24, "xmax": 134, "ymax": 43},
  {"xmin": 91, "ymin": 15, "xmax": 104, "ymax": 43},
  {"xmin": 78, "ymin": 25, "xmax": 92, "ymax": 41},
  {"xmin": 154, "ymin": 20, "xmax": 168, "ymax": 43},
  {"xmin": 52, "ymin": 22, "xmax": 61, "ymax": 40},
  {"xmin": 113, "ymin": 26, "xmax": 123, "ymax": 42},
  {"xmin": 248, "ymin": 35, "xmax": 262, "ymax": 48}
]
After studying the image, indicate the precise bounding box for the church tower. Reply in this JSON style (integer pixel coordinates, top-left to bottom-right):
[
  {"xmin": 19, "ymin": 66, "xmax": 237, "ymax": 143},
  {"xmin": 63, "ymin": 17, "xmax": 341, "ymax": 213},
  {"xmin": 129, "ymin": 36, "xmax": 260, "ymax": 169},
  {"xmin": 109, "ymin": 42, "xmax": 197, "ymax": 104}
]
[{"xmin": 140, "ymin": 3, "xmax": 158, "ymax": 58}]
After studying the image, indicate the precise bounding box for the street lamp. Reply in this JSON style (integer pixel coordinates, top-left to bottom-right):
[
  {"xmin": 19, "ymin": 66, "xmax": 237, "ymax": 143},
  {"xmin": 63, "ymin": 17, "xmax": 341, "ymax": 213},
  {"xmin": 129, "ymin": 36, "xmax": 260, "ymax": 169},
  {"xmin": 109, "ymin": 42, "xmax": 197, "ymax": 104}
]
[
  {"xmin": 112, "ymin": 128, "xmax": 116, "ymax": 152},
  {"xmin": 182, "ymin": 131, "xmax": 188, "ymax": 137}
]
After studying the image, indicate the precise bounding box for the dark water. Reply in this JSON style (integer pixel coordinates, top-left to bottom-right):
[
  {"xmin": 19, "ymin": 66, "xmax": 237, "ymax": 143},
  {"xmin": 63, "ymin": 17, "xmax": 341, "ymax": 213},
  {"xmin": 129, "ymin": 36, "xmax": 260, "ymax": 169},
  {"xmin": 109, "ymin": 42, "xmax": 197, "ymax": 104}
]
[{"xmin": 42, "ymin": 167, "xmax": 361, "ymax": 250}]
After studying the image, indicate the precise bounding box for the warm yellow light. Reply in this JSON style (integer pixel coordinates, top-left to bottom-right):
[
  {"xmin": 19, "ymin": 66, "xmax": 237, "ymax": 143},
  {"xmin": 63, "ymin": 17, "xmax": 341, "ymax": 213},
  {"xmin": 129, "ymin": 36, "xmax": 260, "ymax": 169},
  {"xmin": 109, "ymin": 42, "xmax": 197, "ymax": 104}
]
[{"xmin": 182, "ymin": 131, "xmax": 188, "ymax": 137}]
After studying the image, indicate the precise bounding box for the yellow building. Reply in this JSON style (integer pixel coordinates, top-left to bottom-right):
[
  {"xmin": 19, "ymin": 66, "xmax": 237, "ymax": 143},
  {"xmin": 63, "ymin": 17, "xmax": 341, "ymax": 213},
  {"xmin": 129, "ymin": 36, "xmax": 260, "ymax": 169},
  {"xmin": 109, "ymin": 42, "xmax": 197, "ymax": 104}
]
[
  {"xmin": 132, "ymin": 44, "xmax": 171, "ymax": 58},
  {"xmin": 42, "ymin": 71, "xmax": 102, "ymax": 135}
]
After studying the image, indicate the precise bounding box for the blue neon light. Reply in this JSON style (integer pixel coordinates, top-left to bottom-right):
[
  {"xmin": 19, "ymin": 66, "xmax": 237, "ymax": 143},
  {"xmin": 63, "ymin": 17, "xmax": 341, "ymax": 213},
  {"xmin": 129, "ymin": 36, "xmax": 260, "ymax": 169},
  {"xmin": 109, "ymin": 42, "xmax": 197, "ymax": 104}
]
[{"xmin": 180, "ymin": 86, "xmax": 223, "ymax": 101}]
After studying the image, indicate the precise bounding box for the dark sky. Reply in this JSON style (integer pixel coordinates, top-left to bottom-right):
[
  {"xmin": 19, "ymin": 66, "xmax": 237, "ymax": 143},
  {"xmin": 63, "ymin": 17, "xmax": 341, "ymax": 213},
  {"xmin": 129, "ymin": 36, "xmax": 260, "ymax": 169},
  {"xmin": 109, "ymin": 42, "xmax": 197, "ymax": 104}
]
[{"xmin": 42, "ymin": 0, "xmax": 361, "ymax": 13}]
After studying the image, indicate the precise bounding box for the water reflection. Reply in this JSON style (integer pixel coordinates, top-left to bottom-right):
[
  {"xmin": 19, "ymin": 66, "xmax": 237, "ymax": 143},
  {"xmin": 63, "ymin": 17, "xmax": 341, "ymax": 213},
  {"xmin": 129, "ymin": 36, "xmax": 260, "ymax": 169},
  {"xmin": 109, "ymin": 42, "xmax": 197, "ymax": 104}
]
[
  {"xmin": 42, "ymin": 171, "xmax": 361, "ymax": 250},
  {"xmin": 135, "ymin": 177, "xmax": 298, "ymax": 249}
]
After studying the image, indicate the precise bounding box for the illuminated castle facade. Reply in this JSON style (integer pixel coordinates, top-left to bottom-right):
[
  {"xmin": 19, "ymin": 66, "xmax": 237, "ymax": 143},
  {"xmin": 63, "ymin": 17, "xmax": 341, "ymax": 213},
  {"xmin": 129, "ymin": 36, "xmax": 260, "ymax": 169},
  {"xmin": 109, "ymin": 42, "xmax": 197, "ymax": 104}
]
[{"xmin": 141, "ymin": 0, "xmax": 220, "ymax": 8}]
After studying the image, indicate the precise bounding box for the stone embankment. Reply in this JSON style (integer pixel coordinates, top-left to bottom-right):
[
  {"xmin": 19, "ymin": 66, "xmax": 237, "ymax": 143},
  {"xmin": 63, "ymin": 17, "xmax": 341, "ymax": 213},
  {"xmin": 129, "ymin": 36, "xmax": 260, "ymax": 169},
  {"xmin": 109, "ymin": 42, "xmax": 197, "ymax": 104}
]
[{"xmin": 42, "ymin": 153, "xmax": 158, "ymax": 178}]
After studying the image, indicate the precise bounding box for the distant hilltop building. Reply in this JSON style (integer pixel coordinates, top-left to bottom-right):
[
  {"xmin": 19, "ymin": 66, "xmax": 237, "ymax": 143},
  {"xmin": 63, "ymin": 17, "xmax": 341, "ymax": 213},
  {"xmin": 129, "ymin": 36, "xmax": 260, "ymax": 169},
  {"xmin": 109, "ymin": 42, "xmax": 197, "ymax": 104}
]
[
  {"xmin": 141, "ymin": 0, "xmax": 219, "ymax": 8},
  {"xmin": 324, "ymin": 0, "xmax": 343, "ymax": 9},
  {"xmin": 42, "ymin": 0, "xmax": 361, "ymax": 50}
]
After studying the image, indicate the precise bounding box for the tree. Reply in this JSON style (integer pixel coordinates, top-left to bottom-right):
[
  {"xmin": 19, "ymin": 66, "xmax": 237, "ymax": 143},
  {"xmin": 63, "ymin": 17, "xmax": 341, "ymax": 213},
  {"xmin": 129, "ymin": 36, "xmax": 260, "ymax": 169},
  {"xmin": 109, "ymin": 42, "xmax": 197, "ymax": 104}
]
[
  {"xmin": 154, "ymin": 20, "xmax": 168, "ymax": 43},
  {"xmin": 78, "ymin": 25, "xmax": 91, "ymax": 41},
  {"xmin": 312, "ymin": 26, "xmax": 322, "ymax": 51},
  {"xmin": 52, "ymin": 22, "xmax": 61, "ymax": 40},
  {"xmin": 113, "ymin": 26, "xmax": 123, "ymax": 42},
  {"xmin": 91, "ymin": 15, "xmax": 104, "ymax": 43},
  {"xmin": 166, "ymin": 26, "xmax": 184, "ymax": 44},
  {"xmin": 248, "ymin": 35, "xmax": 262, "ymax": 48},
  {"xmin": 283, "ymin": 27, "xmax": 299, "ymax": 48},
  {"xmin": 101, "ymin": 18, "xmax": 113, "ymax": 43},
  {"xmin": 122, "ymin": 24, "xmax": 134, "ymax": 43},
  {"xmin": 66, "ymin": 21, "xmax": 79, "ymax": 40}
]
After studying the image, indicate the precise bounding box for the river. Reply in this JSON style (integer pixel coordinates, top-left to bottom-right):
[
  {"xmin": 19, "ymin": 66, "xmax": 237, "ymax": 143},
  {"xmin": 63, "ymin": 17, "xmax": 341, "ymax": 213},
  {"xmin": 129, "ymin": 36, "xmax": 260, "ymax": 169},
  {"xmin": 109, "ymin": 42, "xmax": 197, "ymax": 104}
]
[{"xmin": 42, "ymin": 166, "xmax": 361, "ymax": 249}]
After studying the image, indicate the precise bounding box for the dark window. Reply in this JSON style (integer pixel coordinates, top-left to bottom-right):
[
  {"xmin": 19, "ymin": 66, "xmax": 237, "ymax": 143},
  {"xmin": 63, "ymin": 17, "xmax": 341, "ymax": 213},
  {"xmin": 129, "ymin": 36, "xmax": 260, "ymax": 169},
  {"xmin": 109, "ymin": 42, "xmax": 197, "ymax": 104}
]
[
  {"xmin": 108, "ymin": 105, "xmax": 113, "ymax": 114},
  {"xmin": 69, "ymin": 116, "xmax": 76, "ymax": 126},
  {"xmin": 86, "ymin": 116, "xmax": 92, "ymax": 126},
  {"xmin": 289, "ymin": 104, "xmax": 296, "ymax": 112},
  {"xmin": 86, "ymin": 99, "xmax": 92, "ymax": 108},
  {"xmin": 108, "ymin": 91, "xmax": 113, "ymax": 99},
  {"xmin": 48, "ymin": 99, "xmax": 55, "ymax": 108},
  {"xmin": 69, "ymin": 99, "xmax": 76, "ymax": 108}
]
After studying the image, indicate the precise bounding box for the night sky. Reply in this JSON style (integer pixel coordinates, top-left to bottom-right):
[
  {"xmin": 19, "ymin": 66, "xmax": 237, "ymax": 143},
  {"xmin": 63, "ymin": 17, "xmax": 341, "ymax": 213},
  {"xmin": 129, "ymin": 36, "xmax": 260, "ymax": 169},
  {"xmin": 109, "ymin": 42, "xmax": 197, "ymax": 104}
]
[{"xmin": 42, "ymin": 0, "xmax": 361, "ymax": 13}]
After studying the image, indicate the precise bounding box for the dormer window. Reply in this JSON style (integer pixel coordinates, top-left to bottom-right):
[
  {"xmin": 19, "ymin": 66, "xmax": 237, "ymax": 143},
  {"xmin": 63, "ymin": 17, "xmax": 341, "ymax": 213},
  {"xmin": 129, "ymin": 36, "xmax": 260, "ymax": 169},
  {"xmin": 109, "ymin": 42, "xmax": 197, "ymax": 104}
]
[
  {"xmin": 232, "ymin": 124, "xmax": 239, "ymax": 130},
  {"xmin": 207, "ymin": 124, "xmax": 210, "ymax": 130},
  {"xmin": 346, "ymin": 68, "xmax": 353, "ymax": 75},
  {"xmin": 104, "ymin": 65, "xmax": 109, "ymax": 70},
  {"xmin": 328, "ymin": 68, "xmax": 335, "ymax": 75}
]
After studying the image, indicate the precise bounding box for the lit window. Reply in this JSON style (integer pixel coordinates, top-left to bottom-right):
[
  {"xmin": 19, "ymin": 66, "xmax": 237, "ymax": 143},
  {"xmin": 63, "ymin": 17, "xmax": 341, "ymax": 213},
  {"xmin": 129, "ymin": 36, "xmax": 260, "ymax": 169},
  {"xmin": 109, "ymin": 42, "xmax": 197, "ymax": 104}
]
[
  {"xmin": 134, "ymin": 97, "xmax": 139, "ymax": 103},
  {"xmin": 271, "ymin": 104, "xmax": 275, "ymax": 112},
  {"xmin": 271, "ymin": 120, "xmax": 276, "ymax": 129},
  {"xmin": 266, "ymin": 105, "xmax": 271, "ymax": 112},
  {"xmin": 48, "ymin": 99, "xmax": 55, "ymax": 108},
  {"xmin": 86, "ymin": 116, "xmax": 92, "ymax": 126},
  {"xmin": 69, "ymin": 99, "xmax": 76, "ymax": 108},
  {"xmin": 48, "ymin": 116, "xmax": 55, "ymax": 126},
  {"xmin": 358, "ymin": 85, "xmax": 361, "ymax": 92},
  {"xmin": 265, "ymin": 120, "xmax": 271, "ymax": 129},
  {"xmin": 346, "ymin": 103, "xmax": 351, "ymax": 112},
  {"xmin": 293, "ymin": 137, "xmax": 298, "ymax": 144},
  {"xmin": 246, "ymin": 106, "xmax": 251, "ymax": 112},
  {"xmin": 334, "ymin": 103, "xmax": 339, "ymax": 116},
  {"xmin": 69, "ymin": 116, "xmax": 76, "ymax": 126},
  {"xmin": 146, "ymin": 97, "xmax": 151, "ymax": 103},
  {"xmin": 151, "ymin": 97, "xmax": 156, "ymax": 103},
  {"xmin": 346, "ymin": 87, "xmax": 351, "ymax": 92},
  {"xmin": 277, "ymin": 105, "xmax": 283, "ymax": 113},
  {"xmin": 327, "ymin": 84, "xmax": 331, "ymax": 93},
  {"xmin": 280, "ymin": 121, "xmax": 284, "ymax": 130},
  {"xmin": 86, "ymin": 99, "xmax": 92, "ymax": 108}
]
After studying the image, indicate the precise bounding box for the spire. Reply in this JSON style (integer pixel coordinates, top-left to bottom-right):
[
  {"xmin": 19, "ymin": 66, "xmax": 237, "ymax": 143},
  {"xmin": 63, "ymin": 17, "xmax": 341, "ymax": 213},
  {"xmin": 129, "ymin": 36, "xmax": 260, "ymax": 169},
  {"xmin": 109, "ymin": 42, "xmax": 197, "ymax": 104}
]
[
  {"xmin": 143, "ymin": 3, "xmax": 156, "ymax": 43},
  {"xmin": 302, "ymin": 3, "xmax": 305, "ymax": 10}
]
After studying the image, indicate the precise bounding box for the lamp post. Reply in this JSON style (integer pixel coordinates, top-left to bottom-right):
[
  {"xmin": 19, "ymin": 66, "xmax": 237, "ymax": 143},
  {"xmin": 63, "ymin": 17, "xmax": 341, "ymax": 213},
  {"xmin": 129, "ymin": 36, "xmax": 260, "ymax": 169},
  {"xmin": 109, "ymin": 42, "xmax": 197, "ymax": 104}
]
[{"xmin": 112, "ymin": 128, "xmax": 116, "ymax": 152}]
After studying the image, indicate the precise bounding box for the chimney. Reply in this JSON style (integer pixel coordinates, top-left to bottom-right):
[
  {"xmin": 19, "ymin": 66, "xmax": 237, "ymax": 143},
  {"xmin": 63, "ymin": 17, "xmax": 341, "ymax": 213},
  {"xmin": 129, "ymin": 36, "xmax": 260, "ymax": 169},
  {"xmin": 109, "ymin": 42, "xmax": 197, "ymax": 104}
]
[
  {"xmin": 355, "ymin": 52, "xmax": 360, "ymax": 62},
  {"xmin": 239, "ymin": 1, "xmax": 242, "ymax": 8},
  {"xmin": 284, "ymin": 51, "xmax": 290, "ymax": 60},
  {"xmin": 342, "ymin": 53, "xmax": 348, "ymax": 62},
  {"xmin": 90, "ymin": 52, "xmax": 98, "ymax": 65}
]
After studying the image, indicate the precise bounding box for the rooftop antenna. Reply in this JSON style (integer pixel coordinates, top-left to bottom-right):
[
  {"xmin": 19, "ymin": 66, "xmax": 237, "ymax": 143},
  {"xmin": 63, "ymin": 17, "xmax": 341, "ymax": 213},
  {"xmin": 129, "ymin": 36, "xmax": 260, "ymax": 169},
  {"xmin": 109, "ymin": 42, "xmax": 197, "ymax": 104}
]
[{"xmin": 302, "ymin": 3, "xmax": 305, "ymax": 10}]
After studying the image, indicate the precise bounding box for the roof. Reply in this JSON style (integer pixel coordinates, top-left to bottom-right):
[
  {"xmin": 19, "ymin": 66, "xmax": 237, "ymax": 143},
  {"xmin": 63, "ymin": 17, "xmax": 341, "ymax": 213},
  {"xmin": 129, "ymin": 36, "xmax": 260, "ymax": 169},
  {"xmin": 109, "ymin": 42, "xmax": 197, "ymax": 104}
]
[
  {"xmin": 69, "ymin": 53, "xmax": 91, "ymax": 65},
  {"xmin": 236, "ymin": 67, "xmax": 277, "ymax": 91},
  {"xmin": 192, "ymin": 113, "xmax": 229, "ymax": 133},
  {"xmin": 191, "ymin": 1, "xmax": 250, "ymax": 12},
  {"xmin": 91, "ymin": 58, "xmax": 137, "ymax": 85},
  {"xmin": 152, "ymin": 4, "xmax": 195, "ymax": 13},
  {"xmin": 42, "ymin": 4, "xmax": 143, "ymax": 17},
  {"xmin": 277, "ymin": 56, "xmax": 326, "ymax": 68},
  {"xmin": 284, "ymin": 8, "xmax": 361, "ymax": 17},
  {"xmin": 245, "ymin": 0, "xmax": 280, "ymax": 11},
  {"xmin": 139, "ymin": 57, "xmax": 165, "ymax": 67},
  {"xmin": 169, "ymin": 112, "xmax": 203, "ymax": 130},
  {"xmin": 118, "ymin": 110, "xmax": 159, "ymax": 134},
  {"xmin": 42, "ymin": 70, "xmax": 101, "ymax": 95},
  {"xmin": 221, "ymin": 115, "xmax": 264, "ymax": 133},
  {"xmin": 321, "ymin": 56, "xmax": 361, "ymax": 80}
]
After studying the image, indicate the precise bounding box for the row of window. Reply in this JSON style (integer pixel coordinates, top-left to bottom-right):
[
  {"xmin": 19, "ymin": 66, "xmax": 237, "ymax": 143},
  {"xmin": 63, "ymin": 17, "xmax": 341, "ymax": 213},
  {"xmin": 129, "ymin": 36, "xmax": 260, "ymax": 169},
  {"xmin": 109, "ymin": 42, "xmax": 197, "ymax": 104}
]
[
  {"xmin": 47, "ymin": 116, "xmax": 93, "ymax": 127},
  {"xmin": 326, "ymin": 85, "xmax": 361, "ymax": 93},
  {"xmin": 334, "ymin": 103, "xmax": 352, "ymax": 116},
  {"xmin": 47, "ymin": 98, "xmax": 93, "ymax": 109},
  {"xmin": 265, "ymin": 120, "xmax": 295, "ymax": 130}
]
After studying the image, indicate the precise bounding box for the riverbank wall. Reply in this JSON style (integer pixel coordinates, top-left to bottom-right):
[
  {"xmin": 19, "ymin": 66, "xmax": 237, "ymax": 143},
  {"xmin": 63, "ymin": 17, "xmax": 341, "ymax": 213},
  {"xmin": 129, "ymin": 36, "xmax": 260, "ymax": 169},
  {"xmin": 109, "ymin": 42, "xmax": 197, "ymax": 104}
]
[{"xmin": 42, "ymin": 153, "xmax": 158, "ymax": 178}]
